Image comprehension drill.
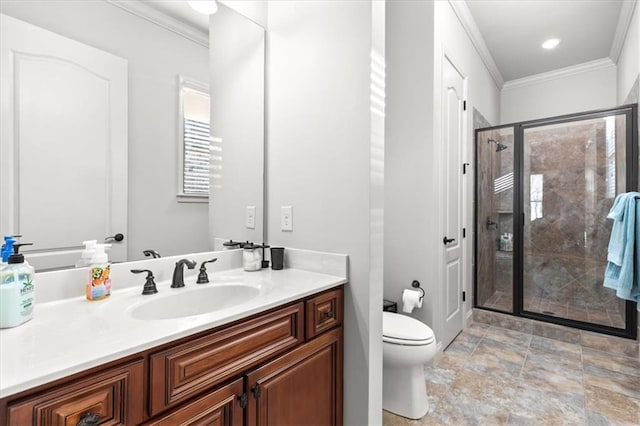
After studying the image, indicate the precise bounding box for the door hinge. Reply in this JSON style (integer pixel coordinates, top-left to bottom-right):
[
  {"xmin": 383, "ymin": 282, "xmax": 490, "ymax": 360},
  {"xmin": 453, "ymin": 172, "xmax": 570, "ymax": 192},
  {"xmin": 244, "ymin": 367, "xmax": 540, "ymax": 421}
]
[
  {"xmin": 463, "ymin": 100, "xmax": 467, "ymax": 111},
  {"xmin": 462, "ymin": 291, "xmax": 466, "ymax": 302},
  {"xmin": 462, "ymin": 228, "xmax": 466, "ymax": 238},
  {"xmin": 238, "ymin": 393, "xmax": 248, "ymax": 408},
  {"xmin": 252, "ymin": 383, "xmax": 262, "ymax": 399},
  {"xmin": 463, "ymin": 162, "xmax": 470, "ymax": 174}
]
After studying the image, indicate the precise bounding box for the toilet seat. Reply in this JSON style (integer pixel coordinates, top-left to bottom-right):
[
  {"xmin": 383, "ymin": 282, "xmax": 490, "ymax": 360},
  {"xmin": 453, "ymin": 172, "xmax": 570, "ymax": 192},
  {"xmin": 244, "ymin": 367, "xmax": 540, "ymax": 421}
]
[{"xmin": 383, "ymin": 312, "xmax": 435, "ymax": 346}]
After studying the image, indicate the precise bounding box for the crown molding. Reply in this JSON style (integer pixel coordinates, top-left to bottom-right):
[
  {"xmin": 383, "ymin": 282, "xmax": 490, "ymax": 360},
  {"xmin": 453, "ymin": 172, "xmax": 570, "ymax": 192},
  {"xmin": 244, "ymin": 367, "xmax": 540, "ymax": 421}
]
[
  {"xmin": 104, "ymin": 0, "xmax": 208, "ymax": 48},
  {"xmin": 610, "ymin": 0, "xmax": 637, "ymax": 63},
  {"xmin": 502, "ymin": 58, "xmax": 615, "ymax": 91},
  {"xmin": 448, "ymin": 0, "xmax": 504, "ymax": 89}
]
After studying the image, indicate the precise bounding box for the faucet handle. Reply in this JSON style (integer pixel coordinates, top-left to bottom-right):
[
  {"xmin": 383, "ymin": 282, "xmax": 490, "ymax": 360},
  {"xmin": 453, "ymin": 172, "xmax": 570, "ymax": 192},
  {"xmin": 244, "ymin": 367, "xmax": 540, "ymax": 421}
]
[
  {"xmin": 131, "ymin": 269, "xmax": 158, "ymax": 295},
  {"xmin": 196, "ymin": 258, "xmax": 218, "ymax": 284}
]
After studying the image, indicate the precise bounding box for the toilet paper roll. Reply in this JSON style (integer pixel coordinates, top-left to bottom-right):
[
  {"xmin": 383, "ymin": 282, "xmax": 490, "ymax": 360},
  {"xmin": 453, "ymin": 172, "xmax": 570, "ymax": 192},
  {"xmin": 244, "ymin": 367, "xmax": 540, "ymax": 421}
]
[{"xmin": 402, "ymin": 289, "xmax": 423, "ymax": 313}]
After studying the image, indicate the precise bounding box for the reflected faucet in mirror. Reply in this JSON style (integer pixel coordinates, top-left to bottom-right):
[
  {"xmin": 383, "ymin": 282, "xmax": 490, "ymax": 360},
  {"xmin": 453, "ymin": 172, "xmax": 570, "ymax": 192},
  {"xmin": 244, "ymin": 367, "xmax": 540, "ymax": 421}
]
[{"xmin": 143, "ymin": 250, "xmax": 161, "ymax": 259}]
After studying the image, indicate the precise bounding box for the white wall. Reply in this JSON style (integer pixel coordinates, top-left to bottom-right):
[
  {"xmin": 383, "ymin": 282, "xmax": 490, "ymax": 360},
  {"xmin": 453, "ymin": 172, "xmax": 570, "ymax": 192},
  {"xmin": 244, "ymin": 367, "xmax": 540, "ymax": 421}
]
[
  {"xmin": 0, "ymin": 1, "xmax": 210, "ymax": 260},
  {"xmin": 385, "ymin": 0, "xmax": 500, "ymax": 341},
  {"xmin": 267, "ymin": 1, "xmax": 383, "ymax": 424},
  {"xmin": 617, "ymin": 1, "xmax": 639, "ymax": 103},
  {"xmin": 385, "ymin": 0, "xmax": 436, "ymax": 325},
  {"xmin": 501, "ymin": 59, "xmax": 617, "ymax": 124}
]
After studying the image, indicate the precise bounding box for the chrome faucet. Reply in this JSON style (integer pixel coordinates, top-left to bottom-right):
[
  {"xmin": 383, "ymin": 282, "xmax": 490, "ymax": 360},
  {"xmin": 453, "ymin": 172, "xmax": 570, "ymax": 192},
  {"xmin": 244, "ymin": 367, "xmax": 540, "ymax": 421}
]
[{"xmin": 171, "ymin": 258, "xmax": 197, "ymax": 288}]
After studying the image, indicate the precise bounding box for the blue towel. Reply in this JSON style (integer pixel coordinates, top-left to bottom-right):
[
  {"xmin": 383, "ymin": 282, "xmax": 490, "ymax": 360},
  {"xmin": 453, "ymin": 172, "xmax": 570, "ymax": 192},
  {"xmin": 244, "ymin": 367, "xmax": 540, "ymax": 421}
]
[{"xmin": 604, "ymin": 192, "xmax": 640, "ymax": 311}]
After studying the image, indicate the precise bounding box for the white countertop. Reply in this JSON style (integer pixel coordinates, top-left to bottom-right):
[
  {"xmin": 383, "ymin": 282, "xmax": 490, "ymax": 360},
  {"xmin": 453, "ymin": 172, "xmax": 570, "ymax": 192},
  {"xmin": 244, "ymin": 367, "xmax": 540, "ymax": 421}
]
[{"xmin": 0, "ymin": 266, "xmax": 346, "ymax": 398}]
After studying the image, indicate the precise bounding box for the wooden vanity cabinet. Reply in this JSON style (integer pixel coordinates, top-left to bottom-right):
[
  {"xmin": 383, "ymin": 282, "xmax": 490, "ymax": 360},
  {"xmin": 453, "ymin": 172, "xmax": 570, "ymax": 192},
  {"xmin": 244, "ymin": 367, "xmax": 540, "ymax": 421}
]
[
  {"xmin": 0, "ymin": 286, "xmax": 343, "ymax": 426},
  {"xmin": 4, "ymin": 359, "xmax": 144, "ymax": 426}
]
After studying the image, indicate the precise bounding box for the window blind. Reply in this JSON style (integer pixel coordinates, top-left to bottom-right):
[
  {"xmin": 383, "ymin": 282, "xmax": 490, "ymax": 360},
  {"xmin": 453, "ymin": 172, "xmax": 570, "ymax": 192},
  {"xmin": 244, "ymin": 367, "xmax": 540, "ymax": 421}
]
[{"xmin": 183, "ymin": 117, "xmax": 211, "ymax": 196}]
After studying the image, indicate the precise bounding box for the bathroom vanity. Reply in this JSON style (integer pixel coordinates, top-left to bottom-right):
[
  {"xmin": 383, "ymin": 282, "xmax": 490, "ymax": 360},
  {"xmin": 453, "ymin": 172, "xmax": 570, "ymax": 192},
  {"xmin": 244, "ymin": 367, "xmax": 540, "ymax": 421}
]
[{"xmin": 0, "ymin": 250, "xmax": 347, "ymax": 425}]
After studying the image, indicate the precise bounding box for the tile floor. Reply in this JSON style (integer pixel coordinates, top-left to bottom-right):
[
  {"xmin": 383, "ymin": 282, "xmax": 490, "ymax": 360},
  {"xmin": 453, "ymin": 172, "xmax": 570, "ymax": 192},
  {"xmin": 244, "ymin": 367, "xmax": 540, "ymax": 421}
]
[{"xmin": 383, "ymin": 323, "xmax": 640, "ymax": 425}]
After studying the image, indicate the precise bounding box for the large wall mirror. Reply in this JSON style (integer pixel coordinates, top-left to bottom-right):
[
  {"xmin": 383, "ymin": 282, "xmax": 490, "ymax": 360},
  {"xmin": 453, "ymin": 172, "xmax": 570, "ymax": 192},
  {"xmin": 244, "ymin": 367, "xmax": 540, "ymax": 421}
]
[{"xmin": 0, "ymin": 0, "xmax": 265, "ymax": 271}]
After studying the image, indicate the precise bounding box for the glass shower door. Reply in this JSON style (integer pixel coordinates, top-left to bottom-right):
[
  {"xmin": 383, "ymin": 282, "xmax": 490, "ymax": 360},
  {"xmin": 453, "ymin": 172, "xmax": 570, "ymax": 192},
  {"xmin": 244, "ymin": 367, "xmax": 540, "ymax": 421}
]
[
  {"xmin": 522, "ymin": 113, "xmax": 629, "ymax": 328},
  {"xmin": 475, "ymin": 126, "xmax": 515, "ymax": 312}
]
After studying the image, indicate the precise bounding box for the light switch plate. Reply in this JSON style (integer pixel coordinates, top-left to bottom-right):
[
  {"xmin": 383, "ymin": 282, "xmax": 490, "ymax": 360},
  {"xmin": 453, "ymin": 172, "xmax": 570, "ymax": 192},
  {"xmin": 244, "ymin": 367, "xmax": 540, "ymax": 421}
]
[
  {"xmin": 281, "ymin": 206, "xmax": 293, "ymax": 231},
  {"xmin": 246, "ymin": 206, "xmax": 256, "ymax": 229}
]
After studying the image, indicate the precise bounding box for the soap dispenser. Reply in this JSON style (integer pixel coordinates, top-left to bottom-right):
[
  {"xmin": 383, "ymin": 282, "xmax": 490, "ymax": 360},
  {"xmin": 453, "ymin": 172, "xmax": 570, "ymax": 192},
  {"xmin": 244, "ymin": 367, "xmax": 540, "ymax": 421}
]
[
  {"xmin": 1, "ymin": 235, "xmax": 21, "ymax": 266},
  {"xmin": 75, "ymin": 240, "xmax": 97, "ymax": 268},
  {"xmin": 86, "ymin": 243, "xmax": 112, "ymax": 301},
  {"xmin": 0, "ymin": 243, "xmax": 35, "ymax": 328},
  {"xmin": 243, "ymin": 243, "xmax": 262, "ymax": 271}
]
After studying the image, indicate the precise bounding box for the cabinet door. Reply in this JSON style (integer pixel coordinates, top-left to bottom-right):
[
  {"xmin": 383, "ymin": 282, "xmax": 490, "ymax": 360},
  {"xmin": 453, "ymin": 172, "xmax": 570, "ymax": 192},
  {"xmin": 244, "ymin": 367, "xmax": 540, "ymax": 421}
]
[
  {"xmin": 6, "ymin": 360, "xmax": 144, "ymax": 425},
  {"xmin": 145, "ymin": 378, "xmax": 244, "ymax": 426},
  {"xmin": 246, "ymin": 328, "xmax": 342, "ymax": 426}
]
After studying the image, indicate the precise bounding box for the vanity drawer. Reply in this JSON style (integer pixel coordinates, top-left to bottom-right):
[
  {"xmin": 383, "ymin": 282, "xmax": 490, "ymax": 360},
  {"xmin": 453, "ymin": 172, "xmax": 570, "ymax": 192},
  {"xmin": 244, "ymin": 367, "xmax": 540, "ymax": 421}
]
[
  {"xmin": 306, "ymin": 287, "xmax": 343, "ymax": 339},
  {"xmin": 149, "ymin": 303, "xmax": 304, "ymax": 416},
  {"xmin": 6, "ymin": 359, "xmax": 144, "ymax": 426}
]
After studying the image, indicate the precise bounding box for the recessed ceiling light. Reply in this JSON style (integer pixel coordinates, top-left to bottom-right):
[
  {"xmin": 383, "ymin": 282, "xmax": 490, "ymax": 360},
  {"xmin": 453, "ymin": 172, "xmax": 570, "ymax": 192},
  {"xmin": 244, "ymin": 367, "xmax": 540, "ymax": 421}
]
[
  {"xmin": 541, "ymin": 38, "xmax": 560, "ymax": 50},
  {"xmin": 187, "ymin": 0, "xmax": 218, "ymax": 15}
]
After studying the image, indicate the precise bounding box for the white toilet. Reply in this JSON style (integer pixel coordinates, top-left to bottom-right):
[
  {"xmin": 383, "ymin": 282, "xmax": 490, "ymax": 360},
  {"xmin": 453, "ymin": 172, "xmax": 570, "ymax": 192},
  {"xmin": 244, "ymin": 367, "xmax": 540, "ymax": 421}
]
[{"xmin": 382, "ymin": 311, "xmax": 437, "ymax": 419}]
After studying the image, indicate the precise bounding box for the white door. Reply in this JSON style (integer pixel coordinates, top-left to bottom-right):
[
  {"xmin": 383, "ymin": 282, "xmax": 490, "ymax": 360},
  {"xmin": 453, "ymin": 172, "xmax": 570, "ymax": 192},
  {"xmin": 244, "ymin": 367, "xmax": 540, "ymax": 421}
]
[
  {"xmin": 440, "ymin": 56, "xmax": 465, "ymax": 348},
  {"xmin": 0, "ymin": 14, "xmax": 128, "ymax": 270}
]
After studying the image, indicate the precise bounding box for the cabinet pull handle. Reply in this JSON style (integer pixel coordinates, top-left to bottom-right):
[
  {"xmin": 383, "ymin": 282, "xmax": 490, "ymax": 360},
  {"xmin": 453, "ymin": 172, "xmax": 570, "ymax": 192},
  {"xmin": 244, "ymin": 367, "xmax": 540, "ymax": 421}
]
[
  {"xmin": 323, "ymin": 311, "xmax": 334, "ymax": 319},
  {"xmin": 238, "ymin": 393, "xmax": 248, "ymax": 408},
  {"xmin": 252, "ymin": 383, "xmax": 262, "ymax": 399},
  {"xmin": 77, "ymin": 412, "xmax": 101, "ymax": 426}
]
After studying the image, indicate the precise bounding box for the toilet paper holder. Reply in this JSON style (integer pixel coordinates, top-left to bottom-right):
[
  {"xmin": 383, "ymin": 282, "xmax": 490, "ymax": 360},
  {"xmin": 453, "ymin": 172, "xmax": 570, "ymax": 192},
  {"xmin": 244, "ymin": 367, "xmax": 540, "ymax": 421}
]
[{"xmin": 411, "ymin": 280, "xmax": 425, "ymax": 301}]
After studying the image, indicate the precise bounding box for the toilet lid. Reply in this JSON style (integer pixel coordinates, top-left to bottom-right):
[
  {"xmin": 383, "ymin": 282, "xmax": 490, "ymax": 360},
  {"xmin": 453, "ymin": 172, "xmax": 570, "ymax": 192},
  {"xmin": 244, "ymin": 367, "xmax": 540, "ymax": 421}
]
[{"xmin": 383, "ymin": 312, "xmax": 435, "ymax": 345}]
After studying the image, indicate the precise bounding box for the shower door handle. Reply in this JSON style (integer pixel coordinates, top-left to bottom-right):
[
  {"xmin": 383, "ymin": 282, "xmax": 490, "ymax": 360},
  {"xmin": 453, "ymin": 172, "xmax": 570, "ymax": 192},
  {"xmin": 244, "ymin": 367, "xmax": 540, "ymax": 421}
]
[{"xmin": 443, "ymin": 236, "xmax": 456, "ymax": 245}]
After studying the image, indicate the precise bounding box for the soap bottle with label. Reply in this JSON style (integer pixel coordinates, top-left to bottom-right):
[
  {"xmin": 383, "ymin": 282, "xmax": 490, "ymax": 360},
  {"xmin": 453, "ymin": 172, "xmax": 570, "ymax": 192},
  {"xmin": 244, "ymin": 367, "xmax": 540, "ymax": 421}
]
[
  {"xmin": 0, "ymin": 243, "xmax": 35, "ymax": 328},
  {"xmin": 86, "ymin": 244, "xmax": 112, "ymax": 301}
]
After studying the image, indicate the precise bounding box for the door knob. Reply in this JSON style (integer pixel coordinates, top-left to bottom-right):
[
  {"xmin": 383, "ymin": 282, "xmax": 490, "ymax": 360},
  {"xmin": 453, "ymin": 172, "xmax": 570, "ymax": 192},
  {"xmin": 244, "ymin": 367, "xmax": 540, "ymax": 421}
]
[
  {"xmin": 105, "ymin": 233, "xmax": 124, "ymax": 242},
  {"xmin": 443, "ymin": 236, "xmax": 456, "ymax": 245}
]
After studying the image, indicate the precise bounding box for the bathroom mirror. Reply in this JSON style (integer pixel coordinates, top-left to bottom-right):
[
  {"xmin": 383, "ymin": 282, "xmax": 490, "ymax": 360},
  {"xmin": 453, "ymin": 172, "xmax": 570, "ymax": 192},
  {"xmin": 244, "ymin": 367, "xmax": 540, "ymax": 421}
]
[{"xmin": 0, "ymin": 1, "xmax": 265, "ymax": 270}]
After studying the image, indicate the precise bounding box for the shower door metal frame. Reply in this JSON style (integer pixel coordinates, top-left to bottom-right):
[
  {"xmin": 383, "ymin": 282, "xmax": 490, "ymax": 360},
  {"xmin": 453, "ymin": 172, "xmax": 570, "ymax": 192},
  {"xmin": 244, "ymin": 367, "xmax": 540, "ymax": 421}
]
[{"xmin": 474, "ymin": 104, "xmax": 638, "ymax": 340}]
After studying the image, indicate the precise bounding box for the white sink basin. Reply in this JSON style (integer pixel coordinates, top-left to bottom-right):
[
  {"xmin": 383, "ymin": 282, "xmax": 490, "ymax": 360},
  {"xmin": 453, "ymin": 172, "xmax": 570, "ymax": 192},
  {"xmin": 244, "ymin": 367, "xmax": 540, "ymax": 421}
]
[{"xmin": 130, "ymin": 284, "xmax": 260, "ymax": 320}]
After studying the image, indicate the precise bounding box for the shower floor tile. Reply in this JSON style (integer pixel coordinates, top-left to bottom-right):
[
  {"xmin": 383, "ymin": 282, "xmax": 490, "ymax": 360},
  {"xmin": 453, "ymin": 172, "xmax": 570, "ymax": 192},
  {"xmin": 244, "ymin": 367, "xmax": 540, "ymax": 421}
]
[
  {"xmin": 479, "ymin": 289, "xmax": 626, "ymax": 329},
  {"xmin": 382, "ymin": 324, "xmax": 640, "ymax": 426}
]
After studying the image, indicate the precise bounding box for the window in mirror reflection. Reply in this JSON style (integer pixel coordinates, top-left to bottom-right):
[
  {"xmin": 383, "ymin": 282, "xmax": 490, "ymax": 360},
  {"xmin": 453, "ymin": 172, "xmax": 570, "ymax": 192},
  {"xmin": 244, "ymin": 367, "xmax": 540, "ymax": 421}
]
[{"xmin": 178, "ymin": 76, "xmax": 211, "ymax": 201}]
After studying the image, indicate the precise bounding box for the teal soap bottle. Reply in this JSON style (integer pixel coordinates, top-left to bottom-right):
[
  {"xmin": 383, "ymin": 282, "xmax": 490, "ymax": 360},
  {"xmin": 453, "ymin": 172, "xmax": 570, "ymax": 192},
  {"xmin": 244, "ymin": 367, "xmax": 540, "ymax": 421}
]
[{"xmin": 0, "ymin": 243, "xmax": 35, "ymax": 328}]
